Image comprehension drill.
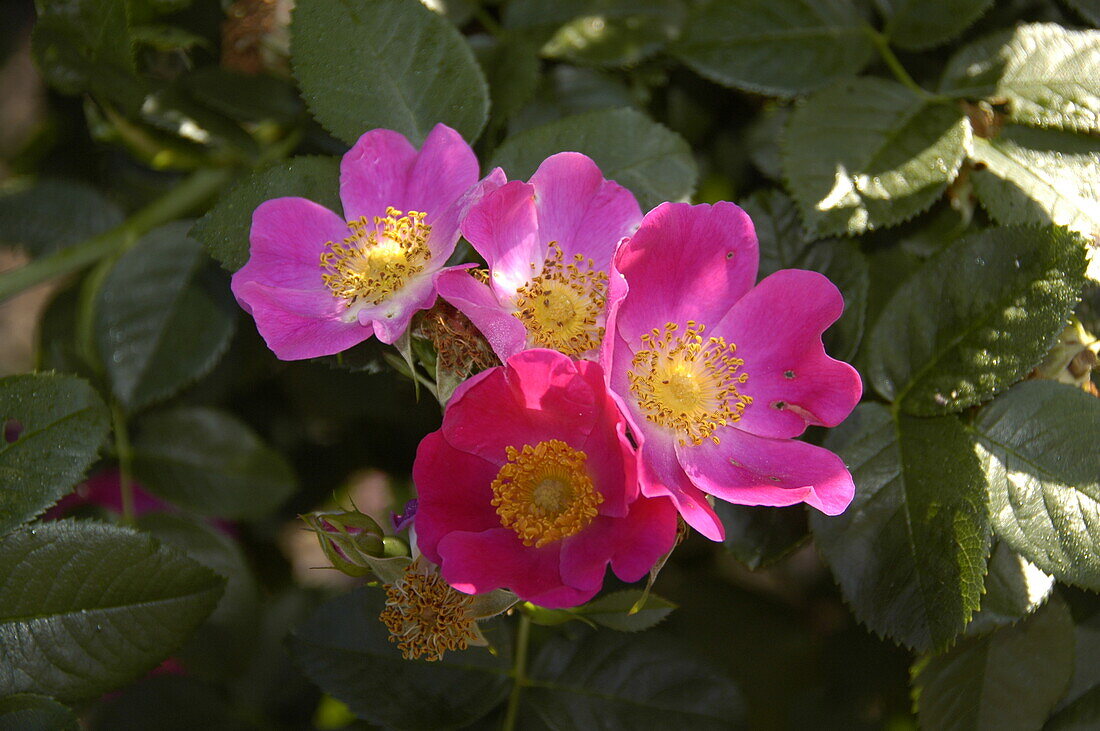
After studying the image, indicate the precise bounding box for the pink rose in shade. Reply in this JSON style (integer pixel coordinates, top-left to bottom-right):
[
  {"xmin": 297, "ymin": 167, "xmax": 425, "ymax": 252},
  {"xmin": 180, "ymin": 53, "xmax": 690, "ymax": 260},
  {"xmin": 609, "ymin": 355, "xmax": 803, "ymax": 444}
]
[
  {"xmin": 231, "ymin": 124, "xmax": 503, "ymax": 360},
  {"xmin": 603, "ymin": 202, "xmax": 863, "ymax": 541},
  {"xmin": 435, "ymin": 152, "xmax": 641, "ymax": 362},
  {"xmin": 413, "ymin": 349, "xmax": 679, "ymax": 609}
]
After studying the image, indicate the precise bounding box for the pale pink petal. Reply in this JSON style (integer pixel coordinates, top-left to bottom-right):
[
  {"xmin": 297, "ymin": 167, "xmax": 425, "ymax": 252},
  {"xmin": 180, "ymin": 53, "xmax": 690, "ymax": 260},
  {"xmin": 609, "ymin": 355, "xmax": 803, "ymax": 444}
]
[
  {"xmin": 638, "ymin": 434, "xmax": 724, "ymax": 541},
  {"xmin": 404, "ymin": 124, "xmax": 481, "ymax": 255},
  {"xmin": 439, "ymin": 528, "xmax": 596, "ymax": 608},
  {"xmin": 528, "ymin": 152, "xmax": 642, "ymax": 267},
  {"xmin": 232, "ymin": 281, "xmax": 372, "ymax": 360},
  {"xmin": 440, "ymin": 349, "xmax": 598, "ymax": 464},
  {"xmin": 436, "ymin": 269, "xmax": 528, "ymax": 361},
  {"xmin": 612, "ymin": 202, "xmax": 758, "ymax": 343},
  {"xmin": 412, "ymin": 432, "xmax": 501, "ymax": 566},
  {"xmin": 234, "ymin": 197, "xmax": 348, "ymax": 292},
  {"xmin": 354, "ymin": 273, "xmax": 438, "ymax": 344},
  {"xmin": 677, "ymin": 432, "xmax": 855, "ymax": 516},
  {"xmin": 461, "ymin": 180, "xmax": 542, "ymax": 297},
  {"xmin": 714, "ymin": 269, "xmax": 862, "ymax": 439},
  {"xmin": 339, "ymin": 129, "xmax": 417, "ymax": 222}
]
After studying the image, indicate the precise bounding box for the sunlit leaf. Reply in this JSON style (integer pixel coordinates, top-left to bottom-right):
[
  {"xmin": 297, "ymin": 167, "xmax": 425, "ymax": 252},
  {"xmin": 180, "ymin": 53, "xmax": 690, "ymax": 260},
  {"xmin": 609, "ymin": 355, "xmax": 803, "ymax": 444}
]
[{"xmin": 782, "ymin": 78, "xmax": 970, "ymax": 236}]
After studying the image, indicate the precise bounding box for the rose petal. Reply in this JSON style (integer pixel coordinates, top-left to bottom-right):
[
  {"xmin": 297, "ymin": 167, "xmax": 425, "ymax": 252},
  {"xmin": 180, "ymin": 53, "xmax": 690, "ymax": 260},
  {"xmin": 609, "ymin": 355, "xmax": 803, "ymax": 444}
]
[
  {"xmin": 714, "ymin": 269, "xmax": 862, "ymax": 438},
  {"xmin": 436, "ymin": 268, "xmax": 528, "ymax": 361},
  {"xmin": 233, "ymin": 281, "xmax": 373, "ymax": 360},
  {"xmin": 339, "ymin": 129, "xmax": 418, "ymax": 222},
  {"xmin": 462, "ymin": 180, "xmax": 542, "ymax": 297},
  {"xmin": 677, "ymin": 431, "xmax": 855, "ymax": 516},
  {"xmin": 613, "ymin": 201, "xmax": 759, "ymax": 344},
  {"xmin": 528, "ymin": 152, "xmax": 642, "ymax": 268}
]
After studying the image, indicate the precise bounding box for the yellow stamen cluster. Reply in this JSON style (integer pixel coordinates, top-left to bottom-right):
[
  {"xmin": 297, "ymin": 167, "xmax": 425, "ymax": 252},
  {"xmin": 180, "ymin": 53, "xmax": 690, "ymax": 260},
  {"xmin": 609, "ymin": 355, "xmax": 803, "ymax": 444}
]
[
  {"xmin": 379, "ymin": 561, "xmax": 480, "ymax": 662},
  {"xmin": 320, "ymin": 207, "xmax": 431, "ymax": 308},
  {"xmin": 513, "ymin": 243, "xmax": 608, "ymax": 357},
  {"xmin": 490, "ymin": 439, "xmax": 603, "ymax": 548},
  {"xmin": 628, "ymin": 321, "xmax": 752, "ymax": 447}
]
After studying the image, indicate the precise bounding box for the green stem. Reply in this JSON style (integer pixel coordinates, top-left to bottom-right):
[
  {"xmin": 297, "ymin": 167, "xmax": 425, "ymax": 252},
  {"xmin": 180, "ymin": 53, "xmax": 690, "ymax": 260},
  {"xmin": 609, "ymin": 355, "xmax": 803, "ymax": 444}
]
[
  {"xmin": 0, "ymin": 167, "xmax": 234, "ymax": 304},
  {"xmin": 864, "ymin": 25, "xmax": 928, "ymax": 97},
  {"xmin": 475, "ymin": 6, "xmax": 504, "ymax": 38},
  {"xmin": 502, "ymin": 613, "xmax": 532, "ymax": 731},
  {"xmin": 111, "ymin": 402, "xmax": 135, "ymax": 524}
]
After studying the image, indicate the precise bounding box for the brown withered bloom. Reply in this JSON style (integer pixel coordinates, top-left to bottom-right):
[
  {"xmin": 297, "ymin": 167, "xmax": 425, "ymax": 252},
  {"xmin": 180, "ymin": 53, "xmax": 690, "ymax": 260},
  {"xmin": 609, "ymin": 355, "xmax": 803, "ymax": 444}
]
[
  {"xmin": 415, "ymin": 300, "xmax": 498, "ymax": 375},
  {"xmin": 379, "ymin": 558, "xmax": 482, "ymax": 662},
  {"xmin": 221, "ymin": 0, "xmax": 292, "ymax": 75}
]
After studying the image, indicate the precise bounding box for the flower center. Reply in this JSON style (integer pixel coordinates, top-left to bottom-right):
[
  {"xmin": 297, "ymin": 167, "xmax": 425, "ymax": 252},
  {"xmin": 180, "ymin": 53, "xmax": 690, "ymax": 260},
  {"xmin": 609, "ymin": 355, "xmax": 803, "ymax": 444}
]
[
  {"xmin": 320, "ymin": 207, "xmax": 431, "ymax": 311},
  {"xmin": 379, "ymin": 559, "xmax": 479, "ymax": 662},
  {"xmin": 512, "ymin": 243, "xmax": 608, "ymax": 357},
  {"xmin": 628, "ymin": 321, "xmax": 752, "ymax": 446},
  {"xmin": 490, "ymin": 439, "xmax": 603, "ymax": 548}
]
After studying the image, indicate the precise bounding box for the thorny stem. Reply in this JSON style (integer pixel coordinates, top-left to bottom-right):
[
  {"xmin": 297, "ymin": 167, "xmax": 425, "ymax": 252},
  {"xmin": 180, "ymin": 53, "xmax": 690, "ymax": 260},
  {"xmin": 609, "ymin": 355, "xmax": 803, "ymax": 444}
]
[
  {"xmin": 0, "ymin": 167, "xmax": 233, "ymax": 303},
  {"xmin": 111, "ymin": 402, "xmax": 135, "ymax": 524},
  {"xmin": 502, "ymin": 612, "xmax": 532, "ymax": 731}
]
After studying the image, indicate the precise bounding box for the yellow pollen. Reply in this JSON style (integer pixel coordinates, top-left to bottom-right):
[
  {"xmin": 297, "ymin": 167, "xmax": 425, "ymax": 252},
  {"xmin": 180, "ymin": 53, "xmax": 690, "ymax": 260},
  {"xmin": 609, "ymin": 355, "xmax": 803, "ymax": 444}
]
[
  {"xmin": 320, "ymin": 207, "xmax": 431, "ymax": 307},
  {"xmin": 627, "ymin": 321, "xmax": 753, "ymax": 447},
  {"xmin": 513, "ymin": 242, "xmax": 608, "ymax": 357},
  {"xmin": 490, "ymin": 439, "xmax": 603, "ymax": 548},
  {"xmin": 379, "ymin": 560, "xmax": 480, "ymax": 662}
]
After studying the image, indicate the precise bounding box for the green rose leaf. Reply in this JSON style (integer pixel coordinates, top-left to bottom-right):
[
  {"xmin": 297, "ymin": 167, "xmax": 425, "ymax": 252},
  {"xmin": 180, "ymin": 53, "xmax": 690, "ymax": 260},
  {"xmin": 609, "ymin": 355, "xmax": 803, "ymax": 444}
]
[
  {"xmin": 288, "ymin": 587, "xmax": 511, "ymax": 729},
  {"xmin": 136, "ymin": 513, "xmax": 260, "ymax": 680},
  {"xmin": 970, "ymin": 126, "xmax": 1100, "ymax": 242},
  {"xmin": 940, "ymin": 23, "xmax": 1100, "ymax": 133},
  {"xmin": 476, "ymin": 34, "xmax": 542, "ymax": 135},
  {"xmin": 31, "ymin": 0, "xmax": 145, "ymax": 112},
  {"xmin": 740, "ymin": 189, "xmax": 812, "ymax": 279},
  {"xmin": 131, "ymin": 407, "xmax": 296, "ymax": 520},
  {"xmin": 971, "ymin": 380, "xmax": 1100, "ymax": 590},
  {"xmin": 716, "ymin": 502, "xmax": 807, "ymax": 570},
  {"xmin": 95, "ymin": 222, "xmax": 236, "ymax": 412},
  {"xmin": 575, "ymin": 590, "xmax": 677, "ymax": 632},
  {"xmin": 191, "ymin": 155, "xmax": 340, "ymax": 272},
  {"xmin": 670, "ymin": 0, "xmax": 873, "ymax": 97},
  {"xmin": 89, "ymin": 676, "xmax": 236, "ymax": 730},
  {"xmin": 0, "ymin": 520, "xmax": 224, "ymax": 701},
  {"xmin": 911, "ymin": 594, "xmax": 1074, "ymax": 730},
  {"xmin": 0, "ymin": 373, "xmax": 109, "ymax": 536},
  {"xmin": 1047, "ymin": 688, "xmax": 1100, "ymax": 731},
  {"xmin": 811, "ymin": 404, "xmax": 991, "ymax": 652},
  {"xmin": 782, "ymin": 78, "xmax": 970, "ymax": 237},
  {"xmin": 0, "ymin": 694, "xmax": 78, "ymax": 731},
  {"xmin": 0, "ymin": 180, "xmax": 122, "ymax": 258},
  {"xmin": 877, "ymin": 0, "xmax": 993, "ymax": 51},
  {"xmin": 291, "ymin": 0, "xmax": 489, "ymax": 145},
  {"xmin": 965, "ymin": 541, "xmax": 1054, "ymax": 637},
  {"xmin": 490, "ymin": 107, "xmax": 697, "ymax": 211},
  {"xmin": 867, "ymin": 226, "xmax": 1087, "ymax": 416},
  {"xmin": 520, "ymin": 629, "xmax": 745, "ymax": 729},
  {"xmin": 1065, "ymin": 0, "xmax": 1100, "ymax": 26}
]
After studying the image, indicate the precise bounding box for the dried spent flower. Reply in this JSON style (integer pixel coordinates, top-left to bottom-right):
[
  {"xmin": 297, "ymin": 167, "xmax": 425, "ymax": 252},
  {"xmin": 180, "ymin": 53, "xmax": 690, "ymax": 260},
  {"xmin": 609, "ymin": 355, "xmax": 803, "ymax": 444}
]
[{"xmin": 379, "ymin": 558, "xmax": 483, "ymax": 662}]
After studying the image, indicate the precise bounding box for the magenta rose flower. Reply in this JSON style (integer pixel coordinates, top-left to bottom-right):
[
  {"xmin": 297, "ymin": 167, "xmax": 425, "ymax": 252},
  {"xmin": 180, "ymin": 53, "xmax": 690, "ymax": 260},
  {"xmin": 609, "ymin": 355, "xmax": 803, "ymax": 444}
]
[
  {"xmin": 435, "ymin": 152, "xmax": 641, "ymax": 361},
  {"xmin": 414, "ymin": 348, "xmax": 678, "ymax": 608},
  {"xmin": 603, "ymin": 202, "xmax": 863, "ymax": 541},
  {"xmin": 232, "ymin": 124, "xmax": 500, "ymax": 359}
]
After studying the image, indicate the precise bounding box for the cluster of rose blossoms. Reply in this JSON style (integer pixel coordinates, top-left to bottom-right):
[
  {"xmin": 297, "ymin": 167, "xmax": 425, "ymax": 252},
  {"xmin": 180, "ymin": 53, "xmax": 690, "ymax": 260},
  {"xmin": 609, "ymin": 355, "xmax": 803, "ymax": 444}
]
[{"xmin": 231, "ymin": 123, "xmax": 862, "ymax": 658}]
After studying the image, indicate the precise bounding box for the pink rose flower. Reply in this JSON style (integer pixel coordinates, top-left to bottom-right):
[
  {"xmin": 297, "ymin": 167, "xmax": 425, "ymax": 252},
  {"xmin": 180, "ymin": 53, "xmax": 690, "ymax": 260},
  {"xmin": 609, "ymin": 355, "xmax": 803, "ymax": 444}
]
[
  {"xmin": 436, "ymin": 152, "xmax": 641, "ymax": 361},
  {"xmin": 414, "ymin": 349, "xmax": 678, "ymax": 608},
  {"xmin": 232, "ymin": 124, "xmax": 501, "ymax": 359},
  {"xmin": 603, "ymin": 202, "xmax": 863, "ymax": 541}
]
